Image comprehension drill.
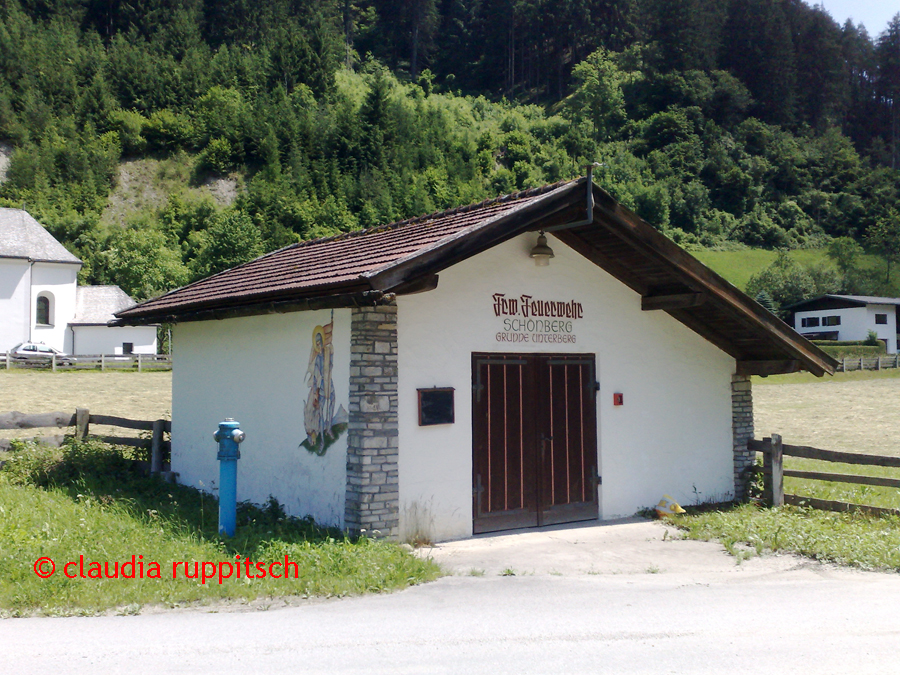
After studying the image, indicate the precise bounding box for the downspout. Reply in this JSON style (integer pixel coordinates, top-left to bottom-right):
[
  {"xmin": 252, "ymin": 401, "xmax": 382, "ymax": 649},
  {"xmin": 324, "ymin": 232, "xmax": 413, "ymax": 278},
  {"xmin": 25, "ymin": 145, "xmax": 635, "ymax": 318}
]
[
  {"xmin": 543, "ymin": 162, "xmax": 601, "ymax": 233},
  {"xmin": 27, "ymin": 259, "xmax": 34, "ymax": 342}
]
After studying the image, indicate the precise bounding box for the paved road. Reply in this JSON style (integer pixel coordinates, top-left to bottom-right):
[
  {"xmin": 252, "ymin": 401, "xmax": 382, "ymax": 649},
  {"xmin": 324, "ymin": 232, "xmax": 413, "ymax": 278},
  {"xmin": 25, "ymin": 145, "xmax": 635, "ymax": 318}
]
[{"xmin": 4, "ymin": 521, "xmax": 899, "ymax": 674}]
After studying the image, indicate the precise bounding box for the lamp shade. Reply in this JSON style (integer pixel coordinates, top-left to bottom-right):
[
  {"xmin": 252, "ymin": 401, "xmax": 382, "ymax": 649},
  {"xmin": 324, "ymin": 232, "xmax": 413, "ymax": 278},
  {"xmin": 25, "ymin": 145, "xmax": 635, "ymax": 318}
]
[{"xmin": 530, "ymin": 232, "xmax": 555, "ymax": 267}]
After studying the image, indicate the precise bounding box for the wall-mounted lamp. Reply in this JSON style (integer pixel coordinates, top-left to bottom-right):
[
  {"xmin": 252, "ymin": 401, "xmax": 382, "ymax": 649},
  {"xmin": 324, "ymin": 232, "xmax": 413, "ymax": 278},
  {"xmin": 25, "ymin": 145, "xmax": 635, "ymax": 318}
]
[{"xmin": 530, "ymin": 231, "xmax": 555, "ymax": 267}]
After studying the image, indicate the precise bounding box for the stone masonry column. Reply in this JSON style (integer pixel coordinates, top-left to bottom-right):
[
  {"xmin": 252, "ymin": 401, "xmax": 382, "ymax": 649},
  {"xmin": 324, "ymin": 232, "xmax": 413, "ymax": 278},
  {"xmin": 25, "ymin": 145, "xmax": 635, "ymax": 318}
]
[
  {"xmin": 345, "ymin": 303, "xmax": 399, "ymax": 538},
  {"xmin": 732, "ymin": 373, "xmax": 754, "ymax": 502}
]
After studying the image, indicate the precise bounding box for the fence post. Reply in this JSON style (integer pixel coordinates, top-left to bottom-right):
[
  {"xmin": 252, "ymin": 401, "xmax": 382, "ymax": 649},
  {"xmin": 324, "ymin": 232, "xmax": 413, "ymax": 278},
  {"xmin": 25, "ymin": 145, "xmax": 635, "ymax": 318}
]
[
  {"xmin": 150, "ymin": 419, "xmax": 164, "ymax": 474},
  {"xmin": 769, "ymin": 434, "xmax": 784, "ymax": 507},
  {"xmin": 841, "ymin": 357, "xmax": 846, "ymax": 372},
  {"xmin": 100, "ymin": 354, "xmax": 105, "ymax": 372},
  {"xmin": 51, "ymin": 353, "xmax": 57, "ymax": 372},
  {"xmin": 860, "ymin": 356, "xmax": 864, "ymax": 371},
  {"xmin": 137, "ymin": 353, "xmax": 143, "ymax": 373},
  {"xmin": 877, "ymin": 356, "xmax": 882, "ymax": 370},
  {"xmin": 5, "ymin": 352, "xmax": 9, "ymax": 370},
  {"xmin": 762, "ymin": 435, "xmax": 785, "ymax": 507},
  {"xmin": 75, "ymin": 407, "xmax": 90, "ymax": 440}
]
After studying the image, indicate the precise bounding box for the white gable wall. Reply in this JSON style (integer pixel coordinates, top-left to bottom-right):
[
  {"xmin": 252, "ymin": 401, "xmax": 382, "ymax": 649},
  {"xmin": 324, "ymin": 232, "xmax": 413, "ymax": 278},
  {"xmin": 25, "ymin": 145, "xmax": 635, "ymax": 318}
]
[
  {"xmin": 397, "ymin": 233, "xmax": 736, "ymax": 542},
  {"xmin": 0, "ymin": 258, "xmax": 31, "ymax": 351},
  {"xmin": 171, "ymin": 310, "xmax": 351, "ymax": 528},
  {"xmin": 72, "ymin": 325, "xmax": 158, "ymax": 355},
  {"xmin": 30, "ymin": 262, "xmax": 78, "ymax": 352}
]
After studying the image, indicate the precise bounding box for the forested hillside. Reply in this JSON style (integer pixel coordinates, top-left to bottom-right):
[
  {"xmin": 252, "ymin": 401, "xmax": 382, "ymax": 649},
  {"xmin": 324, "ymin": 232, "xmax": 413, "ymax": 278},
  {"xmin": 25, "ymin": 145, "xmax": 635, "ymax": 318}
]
[{"xmin": 1, "ymin": 0, "xmax": 899, "ymax": 312}]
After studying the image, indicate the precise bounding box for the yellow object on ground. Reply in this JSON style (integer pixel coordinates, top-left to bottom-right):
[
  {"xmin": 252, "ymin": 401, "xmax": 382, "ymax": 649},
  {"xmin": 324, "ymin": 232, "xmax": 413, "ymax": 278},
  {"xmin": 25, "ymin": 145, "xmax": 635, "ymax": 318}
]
[{"xmin": 655, "ymin": 495, "xmax": 686, "ymax": 518}]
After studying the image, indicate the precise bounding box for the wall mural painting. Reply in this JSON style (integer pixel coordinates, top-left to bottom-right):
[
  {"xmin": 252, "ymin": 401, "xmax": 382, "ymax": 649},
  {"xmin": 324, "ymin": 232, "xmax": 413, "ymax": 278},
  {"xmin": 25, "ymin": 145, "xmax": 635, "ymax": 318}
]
[{"xmin": 300, "ymin": 310, "xmax": 348, "ymax": 456}]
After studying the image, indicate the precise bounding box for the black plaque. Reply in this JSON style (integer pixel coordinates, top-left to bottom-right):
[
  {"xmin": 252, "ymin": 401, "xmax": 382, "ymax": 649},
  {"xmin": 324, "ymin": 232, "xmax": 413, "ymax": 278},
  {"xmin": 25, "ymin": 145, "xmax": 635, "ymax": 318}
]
[{"xmin": 418, "ymin": 388, "xmax": 455, "ymax": 426}]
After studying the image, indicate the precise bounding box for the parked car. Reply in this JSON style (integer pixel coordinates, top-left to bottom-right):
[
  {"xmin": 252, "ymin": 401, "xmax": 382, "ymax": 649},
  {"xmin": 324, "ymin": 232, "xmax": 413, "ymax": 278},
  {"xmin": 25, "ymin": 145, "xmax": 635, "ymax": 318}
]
[{"xmin": 8, "ymin": 342, "xmax": 76, "ymax": 365}]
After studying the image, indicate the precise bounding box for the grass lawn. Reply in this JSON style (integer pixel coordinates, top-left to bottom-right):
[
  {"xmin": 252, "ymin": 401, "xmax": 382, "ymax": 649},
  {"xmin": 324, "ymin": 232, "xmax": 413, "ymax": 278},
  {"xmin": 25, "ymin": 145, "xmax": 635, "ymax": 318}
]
[
  {"xmin": 0, "ymin": 439, "xmax": 440, "ymax": 617},
  {"xmin": 0, "ymin": 369, "xmax": 173, "ymax": 443},
  {"xmin": 693, "ymin": 247, "xmax": 897, "ymax": 294},
  {"xmin": 753, "ymin": 368, "xmax": 900, "ymax": 456}
]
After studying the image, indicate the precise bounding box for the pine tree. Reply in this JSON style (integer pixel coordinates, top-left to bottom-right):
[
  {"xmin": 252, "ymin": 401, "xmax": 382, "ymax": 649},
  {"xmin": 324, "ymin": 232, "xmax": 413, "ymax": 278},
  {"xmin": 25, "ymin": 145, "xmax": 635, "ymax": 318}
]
[{"xmin": 876, "ymin": 15, "xmax": 900, "ymax": 168}]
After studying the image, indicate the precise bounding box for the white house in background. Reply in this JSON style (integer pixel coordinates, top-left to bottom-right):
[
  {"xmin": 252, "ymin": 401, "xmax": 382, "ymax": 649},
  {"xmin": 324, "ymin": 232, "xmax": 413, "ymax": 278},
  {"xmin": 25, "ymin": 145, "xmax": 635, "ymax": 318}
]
[
  {"xmin": 0, "ymin": 208, "xmax": 158, "ymax": 355},
  {"xmin": 116, "ymin": 177, "xmax": 836, "ymax": 543},
  {"xmin": 71, "ymin": 285, "xmax": 158, "ymax": 355},
  {"xmin": 787, "ymin": 295, "xmax": 900, "ymax": 354}
]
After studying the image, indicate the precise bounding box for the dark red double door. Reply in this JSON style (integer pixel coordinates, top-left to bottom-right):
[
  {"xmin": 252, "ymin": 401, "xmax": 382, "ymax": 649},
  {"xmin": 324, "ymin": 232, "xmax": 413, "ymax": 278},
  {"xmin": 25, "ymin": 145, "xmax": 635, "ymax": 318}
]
[{"xmin": 472, "ymin": 353, "xmax": 599, "ymax": 534}]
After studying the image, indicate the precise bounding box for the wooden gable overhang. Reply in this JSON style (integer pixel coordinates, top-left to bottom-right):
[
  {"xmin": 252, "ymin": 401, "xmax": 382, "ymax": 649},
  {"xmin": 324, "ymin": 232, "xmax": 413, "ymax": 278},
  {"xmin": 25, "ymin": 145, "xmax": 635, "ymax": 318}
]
[{"xmin": 356, "ymin": 181, "xmax": 835, "ymax": 376}]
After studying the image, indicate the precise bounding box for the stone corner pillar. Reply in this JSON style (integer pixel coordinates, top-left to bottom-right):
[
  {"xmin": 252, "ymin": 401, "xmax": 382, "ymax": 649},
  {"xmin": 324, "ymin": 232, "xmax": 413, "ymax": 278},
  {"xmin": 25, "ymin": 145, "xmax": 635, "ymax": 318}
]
[{"xmin": 345, "ymin": 303, "xmax": 399, "ymax": 538}]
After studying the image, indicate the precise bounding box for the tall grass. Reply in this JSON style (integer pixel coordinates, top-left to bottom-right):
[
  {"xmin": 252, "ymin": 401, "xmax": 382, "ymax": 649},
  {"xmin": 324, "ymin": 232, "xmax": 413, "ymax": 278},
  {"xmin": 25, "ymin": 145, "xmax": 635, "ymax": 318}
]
[
  {"xmin": 676, "ymin": 454, "xmax": 900, "ymax": 570},
  {"xmin": 0, "ymin": 439, "xmax": 440, "ymax": 616},
  {"xmin": 676, "ymin": 504, "xmax": 900, "ymax": 571}
]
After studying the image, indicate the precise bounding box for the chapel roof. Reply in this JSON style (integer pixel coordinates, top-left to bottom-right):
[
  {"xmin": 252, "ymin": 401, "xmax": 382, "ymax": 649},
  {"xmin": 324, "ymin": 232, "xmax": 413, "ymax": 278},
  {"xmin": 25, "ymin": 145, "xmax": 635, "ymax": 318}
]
[
  {"xmin": 0, "ymin": 208, "xmax": 82, "ymax": 264},
  {"xmin": 72, "ymin": 285, "xmax": 142, "ymax": 325}
]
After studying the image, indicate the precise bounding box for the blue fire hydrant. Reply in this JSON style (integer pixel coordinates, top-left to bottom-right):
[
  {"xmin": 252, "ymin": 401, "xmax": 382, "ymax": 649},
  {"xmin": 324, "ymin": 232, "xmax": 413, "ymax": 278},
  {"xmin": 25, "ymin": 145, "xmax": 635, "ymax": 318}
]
[{"xmin": 214, "ymin": 418, "xmax": 246, "ymax": 537}]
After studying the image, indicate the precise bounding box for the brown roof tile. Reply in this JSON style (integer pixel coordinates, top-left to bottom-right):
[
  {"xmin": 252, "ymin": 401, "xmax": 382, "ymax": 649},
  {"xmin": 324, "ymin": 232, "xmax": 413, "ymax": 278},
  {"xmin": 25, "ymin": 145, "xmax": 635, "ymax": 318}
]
[{"xmin": 118, "ymin": 181, "xmax": 575, "ymax": 319}]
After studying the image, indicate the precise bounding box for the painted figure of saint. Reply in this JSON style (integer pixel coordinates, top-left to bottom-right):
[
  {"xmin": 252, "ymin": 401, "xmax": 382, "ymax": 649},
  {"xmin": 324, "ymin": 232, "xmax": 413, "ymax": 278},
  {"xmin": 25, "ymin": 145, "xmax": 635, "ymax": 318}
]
[{"xmin": 304, "ymin": 311, "xmax": 336, "ymax": 450}]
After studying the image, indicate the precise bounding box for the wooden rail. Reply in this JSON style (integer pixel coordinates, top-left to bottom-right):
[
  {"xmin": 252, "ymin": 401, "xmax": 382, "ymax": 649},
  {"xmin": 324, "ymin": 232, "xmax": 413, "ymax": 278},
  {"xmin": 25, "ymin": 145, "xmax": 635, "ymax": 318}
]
[
  {"xmin": 837, "ymin": 354, "xmax": 900, "ymax": 372},
  {"xmin": 0, "ymin": 408, "xmax": 172, "ymax": 475},
  {"xmin": 2, "ymin": 353, "xmax": 171, "ymax": 371},
  {"xmin": 750, "ymin": 436, "xmax": 900, "ymax": 516}
]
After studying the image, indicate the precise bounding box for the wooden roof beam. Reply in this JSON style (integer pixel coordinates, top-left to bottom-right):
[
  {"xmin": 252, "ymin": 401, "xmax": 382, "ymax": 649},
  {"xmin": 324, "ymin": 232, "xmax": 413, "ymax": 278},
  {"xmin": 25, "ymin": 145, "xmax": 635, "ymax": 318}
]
[
  {"xmin": 642, "ymin": 292, "xmax": 706, "ymax": 311},
  {"xmin": 553, "ymin": 229, "xmax": 649, "ymax": 296},
  {"xmin": 737, "ymin": 360, "xmax": 802, "ymax": 376}
]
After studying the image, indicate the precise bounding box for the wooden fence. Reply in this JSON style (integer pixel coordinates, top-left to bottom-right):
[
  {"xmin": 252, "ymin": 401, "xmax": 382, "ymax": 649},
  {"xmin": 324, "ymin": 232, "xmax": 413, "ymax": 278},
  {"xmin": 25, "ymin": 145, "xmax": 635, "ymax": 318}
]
[
  {"xmin": 837, "ymin": 354, "xmax": 900, "ymax": 372},
  {"xmin": 1, "ymin": 353, "xmax": 172, "ymax": 371},
  {"xmin": 0, "ymin": 408, "xmax": 172, "ymax": 475},
  {"xmin": 750, "ymin": 435, "xmax": 900, "ymax": 517}
]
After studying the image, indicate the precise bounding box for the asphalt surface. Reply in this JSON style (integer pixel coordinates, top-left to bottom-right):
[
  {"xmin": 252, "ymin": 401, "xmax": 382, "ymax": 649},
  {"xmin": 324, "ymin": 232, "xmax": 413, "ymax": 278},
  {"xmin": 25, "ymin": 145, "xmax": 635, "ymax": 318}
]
[{"xmin": 4, "ymin": 519, "xmax": 900, "ymax": 674}]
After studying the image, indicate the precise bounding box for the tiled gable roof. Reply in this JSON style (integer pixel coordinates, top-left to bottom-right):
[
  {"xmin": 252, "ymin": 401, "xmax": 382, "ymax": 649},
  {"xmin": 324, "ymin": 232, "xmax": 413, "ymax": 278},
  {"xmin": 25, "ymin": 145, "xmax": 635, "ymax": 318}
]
[
  {"xmin": 0, "ymin": 209, "xmax": 82, "ymax": 264},
  {"xmin": 72, "ymin": 285, "xmax": 140, "ymax": 325},
  {"xmin": 118, "ymin": 181, "xmax": 573, "ymax": 319}
]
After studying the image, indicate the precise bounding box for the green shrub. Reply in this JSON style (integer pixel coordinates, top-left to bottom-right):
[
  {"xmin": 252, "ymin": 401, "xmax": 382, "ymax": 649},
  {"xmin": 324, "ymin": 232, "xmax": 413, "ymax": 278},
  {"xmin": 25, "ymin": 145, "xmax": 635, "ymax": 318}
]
[
  {"xmin": 107, "ymin": 109, "xmax": 147, "ymax": 155},
  {"xmin": 811, "ymin": 341, "xmax": 887, "ymax": 359},
  {"xmin": 144, "ymin": 109, "xmax": 195, "ymax": 152},
  {"xmin": 198, "ymin": 137, "xmax": 236, "ymax": 174}
]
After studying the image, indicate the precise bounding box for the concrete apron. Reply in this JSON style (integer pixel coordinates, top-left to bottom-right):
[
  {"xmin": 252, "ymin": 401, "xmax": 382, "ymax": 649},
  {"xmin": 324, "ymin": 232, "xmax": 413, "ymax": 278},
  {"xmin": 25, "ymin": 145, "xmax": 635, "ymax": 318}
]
[{"xmin": 417, "ymin": 517, "xmax": 815, "ymax": 578}]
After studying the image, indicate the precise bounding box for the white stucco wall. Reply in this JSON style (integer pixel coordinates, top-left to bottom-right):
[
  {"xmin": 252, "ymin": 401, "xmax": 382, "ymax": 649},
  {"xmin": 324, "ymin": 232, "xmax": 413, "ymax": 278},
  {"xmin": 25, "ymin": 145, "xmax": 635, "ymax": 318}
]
[
  {"xmin": 0, "ymin": 258, "xmax": 31, "ymax": 351},
  {"xmin": 72, "ymin": 325, "xmax": 158, "ymax": 355},
  {"xmin": 397, "ymin": 233, "xmax": 736, "ymax": 542},
  {"xmin": 795, "ymin": 305, "xmax": 897, "ymax": 353},
  {"xmin": 867, "ymin": 305, "xmax": 897, "ymax": 353},
  {"xmin": 171, "ymin": 310, "xmax": 351, "ymax": 527},
  {"xmin": 30, "ymin": 262, "xmax": 79, "ymax": 352}
]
